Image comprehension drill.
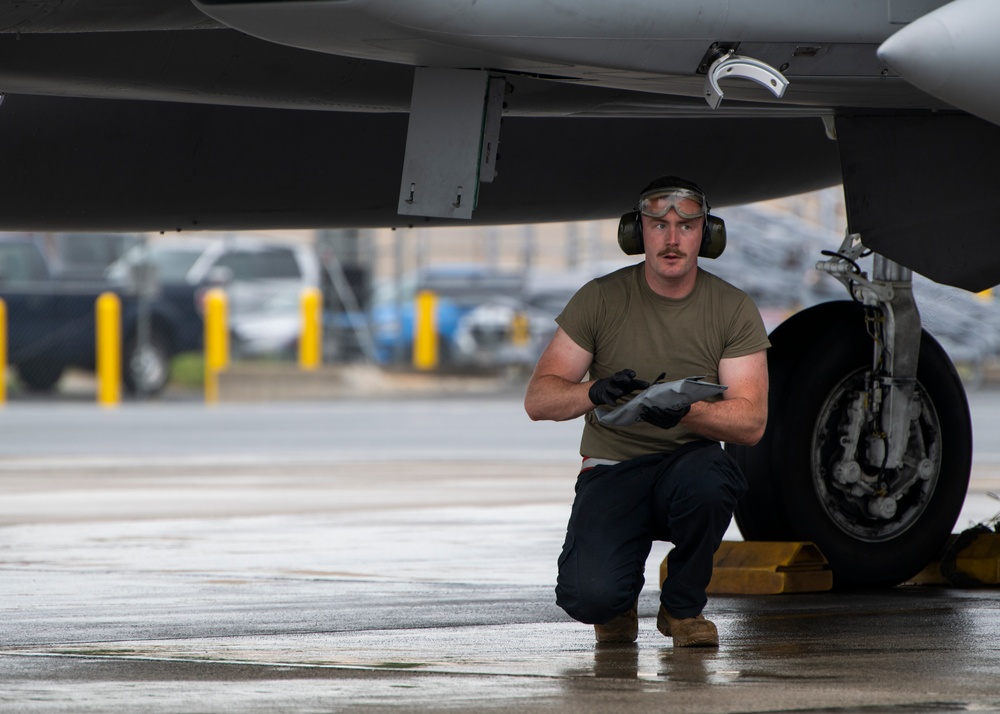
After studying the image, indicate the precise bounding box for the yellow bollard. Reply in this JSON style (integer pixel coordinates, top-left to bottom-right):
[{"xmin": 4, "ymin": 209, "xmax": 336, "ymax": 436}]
[
  {"xmin": 0, "ymin": 298, "xmax": 6, "ymax": 405},
  {"xmin": 298, "ymin": 287, "xmax": 322, "ymax": 370},
  {"xmin": 510, "ymin": 311, "xmax": 530, "ymax": 347},
  {"xmin": 203, "ymin": 288, "xmax": 229, "ymax": 405},
  {"xmin": 413, "ymin": 289, "xmax": 438, "ymax": 370},
  {"xmin": 95, "ymin": 292, "xmax": 122, "ymax": 408}
]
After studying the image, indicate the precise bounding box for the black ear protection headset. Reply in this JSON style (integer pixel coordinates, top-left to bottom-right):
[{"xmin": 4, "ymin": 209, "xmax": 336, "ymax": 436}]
[{"xmin": 617, "ymin": 177, "xmax": 727, "ymax": 259}]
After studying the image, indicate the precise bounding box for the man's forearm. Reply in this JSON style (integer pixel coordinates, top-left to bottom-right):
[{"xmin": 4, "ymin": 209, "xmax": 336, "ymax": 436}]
[
  {"xmin": 524, "ymin": 374, "xmax": 595, "ymax": 422},
  {"xmin": 682, "ymin": 397, "xmax": 767, "ymax": 446}
]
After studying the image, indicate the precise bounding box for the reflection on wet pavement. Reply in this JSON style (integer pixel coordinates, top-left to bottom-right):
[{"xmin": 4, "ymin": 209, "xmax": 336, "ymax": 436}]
[{"xmin": 5, "ymin": 399, "xmax": 1000, "ymax": 712}]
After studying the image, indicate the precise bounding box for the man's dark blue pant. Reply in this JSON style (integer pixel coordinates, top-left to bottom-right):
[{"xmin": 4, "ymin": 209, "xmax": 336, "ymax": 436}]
[{"xmin": 555, "ymin": 440, "xmax": 747, "ymax": 624}]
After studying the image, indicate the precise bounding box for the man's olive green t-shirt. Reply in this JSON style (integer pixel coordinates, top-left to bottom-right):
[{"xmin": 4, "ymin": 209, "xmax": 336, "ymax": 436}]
[{"xmin": 556, "ymin": 262, "xmax": 770, "ymax": 461}]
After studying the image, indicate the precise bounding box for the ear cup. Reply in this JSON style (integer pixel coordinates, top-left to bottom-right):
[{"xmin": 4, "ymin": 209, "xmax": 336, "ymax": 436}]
[
  {"xmin": 617, "ymin": 211, "xmax": 644, "ymax": 255},
  {"xmin": 699, "ymin": 215, "xmax": 727, "ymax": 259}
]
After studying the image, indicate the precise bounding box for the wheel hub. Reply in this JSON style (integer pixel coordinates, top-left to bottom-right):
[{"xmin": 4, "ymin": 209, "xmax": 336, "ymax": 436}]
[{"xmin": 812, "ymin": 369, "xmax": 941, "ymax": 542}]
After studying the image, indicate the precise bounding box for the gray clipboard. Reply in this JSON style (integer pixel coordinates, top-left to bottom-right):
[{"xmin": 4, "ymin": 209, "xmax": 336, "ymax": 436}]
[{"xmin": 596, "ymin": 377, "xmax": 727, "ymax": 426}]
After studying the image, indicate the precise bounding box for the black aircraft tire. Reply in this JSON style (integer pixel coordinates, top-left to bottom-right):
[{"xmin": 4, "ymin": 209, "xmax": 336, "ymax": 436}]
[
  {"xmin": 743, "ymin": 301, "xmax": 971, "ymax": 587},
  {"xmin": 729, "ymin": 303, "xmax": 851, "ymax": 540}
]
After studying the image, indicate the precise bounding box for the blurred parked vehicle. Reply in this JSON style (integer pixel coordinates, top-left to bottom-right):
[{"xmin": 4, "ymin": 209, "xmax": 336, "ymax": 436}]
[
  {"xmin": 369, "ymin": 264, "xmax": 526, "ymax": 368},
  {"xmin": 451, "ymin": 295, "xmax": 536, "ymax": 370},
  {"xmin": 371, "ymin": 260, "xmax": 635, "ymax": 372},
  {"xmin": 0, "ymin": 233, "xmax": 199, "ymax": 394},
  {"xmin": 109, "ymin": 236, "xmax": 330, "ymax": 360},
  {"xmin": 227, "ymin": 284, "xmax": 304, "ymax": 359},
  {"xmin": 48, "ymin": 233, "xmax": 143, "ymax": 280}
]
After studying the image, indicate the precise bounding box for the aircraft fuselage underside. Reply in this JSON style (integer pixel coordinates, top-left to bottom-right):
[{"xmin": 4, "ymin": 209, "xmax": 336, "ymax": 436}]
[{"xmin": 0, "ymin": 0, "xmax": 994, "ymax": 587}]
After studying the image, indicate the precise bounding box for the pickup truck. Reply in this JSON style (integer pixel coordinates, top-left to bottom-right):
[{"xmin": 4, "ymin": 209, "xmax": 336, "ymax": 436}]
[{"xmin": 0, "ymin": 234, "xmax": 202, "ymax": 395}]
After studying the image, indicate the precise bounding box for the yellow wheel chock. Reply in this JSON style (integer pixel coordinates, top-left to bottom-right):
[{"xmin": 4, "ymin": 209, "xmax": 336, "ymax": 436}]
[
  {"xmin": 908, "ymin": 529, "xmax": 1000, "ymax": 587},
  {"xmin": 661, "ymin": 541, "xmax": 833, "ymax": 595}
]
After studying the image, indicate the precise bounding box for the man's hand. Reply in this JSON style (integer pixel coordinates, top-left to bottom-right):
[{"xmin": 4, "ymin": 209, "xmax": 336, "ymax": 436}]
[
  {"xmin": 640, "ymin": 404, "xmax": 690, "ymax": 430},
  {"xmin": 588, "ymin": 369, "xmax": 650, "ymax": 407}
]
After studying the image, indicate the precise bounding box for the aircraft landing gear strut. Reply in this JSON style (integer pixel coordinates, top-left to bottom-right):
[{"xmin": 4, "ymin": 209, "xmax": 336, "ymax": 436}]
[{"xmin": 728, "ymin": 234, "xmax": 972, "ymax": 587}]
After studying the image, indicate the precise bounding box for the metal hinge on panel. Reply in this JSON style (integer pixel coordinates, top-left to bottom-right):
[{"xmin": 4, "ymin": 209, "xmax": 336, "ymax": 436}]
[{"xmin": 699, "ymin": 45, "xmax": 789, "ymax": 110}]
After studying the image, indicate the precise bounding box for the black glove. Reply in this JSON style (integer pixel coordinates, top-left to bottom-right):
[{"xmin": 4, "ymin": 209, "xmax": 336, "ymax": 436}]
[
  {"xmin": 588, "ymin": 369, "xmax": 650, "ymax": 407},
  {"xmin": 640, "ymin": 404, "xmax": 690, "ymax": 430}
]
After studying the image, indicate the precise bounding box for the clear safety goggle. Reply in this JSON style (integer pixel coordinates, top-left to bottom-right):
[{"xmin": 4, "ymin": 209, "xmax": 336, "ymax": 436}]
[{"xmin": 638, "ymin": 188, "xmax": 706, "ymax": 220}]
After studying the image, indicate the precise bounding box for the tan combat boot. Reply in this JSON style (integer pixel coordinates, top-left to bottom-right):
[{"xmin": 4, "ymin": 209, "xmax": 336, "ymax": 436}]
[
  {"xmin": 594, "ymin": 601, "xmax": 638, "ymax": 643},
  {"xmin": 656, "ymin": 606, "xmax": 719, "ymax": 647}
]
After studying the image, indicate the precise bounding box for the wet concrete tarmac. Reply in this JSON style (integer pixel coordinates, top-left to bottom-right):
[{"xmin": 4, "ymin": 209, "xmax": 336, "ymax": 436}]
[{"xmin": 3, "ymin": 395, "xmax": 1000, "ymax": 712}]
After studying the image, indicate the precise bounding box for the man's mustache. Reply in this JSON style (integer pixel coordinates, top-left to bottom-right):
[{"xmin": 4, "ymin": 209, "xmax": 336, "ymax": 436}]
[{"xmin": 657, "ymin": 248, "xmax": 687, "ymax": 258}]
